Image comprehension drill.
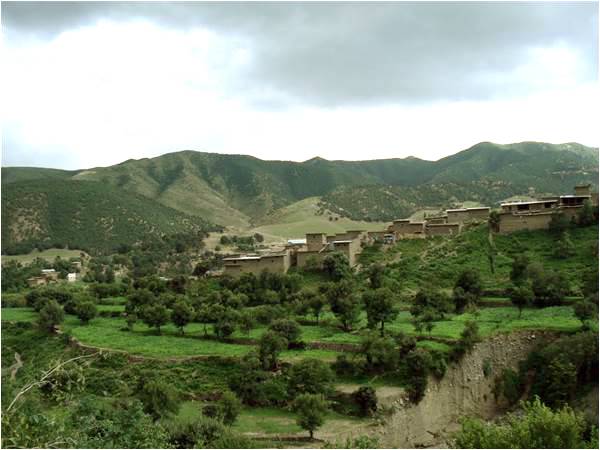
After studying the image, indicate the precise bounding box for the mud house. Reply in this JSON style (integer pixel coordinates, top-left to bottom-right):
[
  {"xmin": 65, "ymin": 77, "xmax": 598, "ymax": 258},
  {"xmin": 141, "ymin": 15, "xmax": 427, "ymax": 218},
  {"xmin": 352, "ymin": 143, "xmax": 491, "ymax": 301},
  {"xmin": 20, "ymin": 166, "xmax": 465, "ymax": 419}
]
[
  {"xmin": 425, "ymin": 223, "xmax": 461, "ymax": 236},
  {"xmin": 497, "ymin": 185, "xmax": 598, "ymax": 233},
  {"xmin": 223, "ymin": 251, "xmax": 291, "ymax": 277},
  {"xmin": 391, "ymin": 219, "xmax": 426, "ymax": 239},
  {"xmin": 446, "ymin": 207, "xmax": 490, "ymax": 224}
]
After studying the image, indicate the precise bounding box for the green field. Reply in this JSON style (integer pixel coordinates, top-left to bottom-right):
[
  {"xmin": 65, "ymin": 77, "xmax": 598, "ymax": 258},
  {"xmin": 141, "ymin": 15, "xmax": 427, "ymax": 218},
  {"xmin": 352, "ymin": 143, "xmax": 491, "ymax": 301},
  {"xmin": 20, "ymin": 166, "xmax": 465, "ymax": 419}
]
[
  {"xmin": 1, "ymin": 248, "xmax": 85, "ymax": 265},
  {"xmin": 252, "ymin": 197, "xmax": 389, "ymax": 240},
  {"xmin": 3, "ymin": 300, "xmax": 594, "ymax": 361}
]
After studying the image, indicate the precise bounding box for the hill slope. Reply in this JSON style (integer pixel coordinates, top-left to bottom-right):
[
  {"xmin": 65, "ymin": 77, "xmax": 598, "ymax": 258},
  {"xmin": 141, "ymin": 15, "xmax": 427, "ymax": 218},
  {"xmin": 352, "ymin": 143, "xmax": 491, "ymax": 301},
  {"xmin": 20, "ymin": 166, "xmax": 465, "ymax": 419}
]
[
  {"xmin": 2, "ymin": 141, "xmax": 598, "ymax": 228},
  {"xmin": 1, "ymin": 179, "xmax": 214, "ymax": 254}
]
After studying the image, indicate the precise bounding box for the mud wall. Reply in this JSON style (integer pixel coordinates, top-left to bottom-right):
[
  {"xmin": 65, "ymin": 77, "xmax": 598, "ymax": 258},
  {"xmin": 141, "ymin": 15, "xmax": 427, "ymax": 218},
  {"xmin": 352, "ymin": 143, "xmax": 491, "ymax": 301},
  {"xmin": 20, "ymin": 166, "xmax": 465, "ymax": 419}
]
[{"xmin": 373, "ymin": 331, "xmax": 558, "ymax": 448}]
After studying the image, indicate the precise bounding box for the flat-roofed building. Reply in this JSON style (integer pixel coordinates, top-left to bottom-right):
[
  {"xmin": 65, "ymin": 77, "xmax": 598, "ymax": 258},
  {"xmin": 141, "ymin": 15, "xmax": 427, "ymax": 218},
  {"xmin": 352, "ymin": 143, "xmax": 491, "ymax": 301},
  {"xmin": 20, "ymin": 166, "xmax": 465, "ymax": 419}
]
[
  {"xmin": 223, "ymin": 251, "xmax": 291, "ymax": 277},
  {"xmin": 306, "ymin": 233, "xmax": 327, "ymax": 251},
  {"xmin": 426, "ymin": 223, "xmax": 461, "ymax": 236}
]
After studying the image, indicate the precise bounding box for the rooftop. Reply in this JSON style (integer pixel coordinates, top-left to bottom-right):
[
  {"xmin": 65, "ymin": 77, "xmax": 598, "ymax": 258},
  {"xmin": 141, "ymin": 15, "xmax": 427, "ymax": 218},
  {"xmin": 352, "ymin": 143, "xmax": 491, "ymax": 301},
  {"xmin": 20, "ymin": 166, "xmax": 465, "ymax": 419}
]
[
  {"xmin": 287, "ymin": 239, "xmax": 306, "ymax": 245},
  {"xmin": 333, "ymin": 240, "xmax": 353, "ymax": 244},
  {"xmin": 500, "ymin": 200, "xmax": 558, "ymax": 207}
]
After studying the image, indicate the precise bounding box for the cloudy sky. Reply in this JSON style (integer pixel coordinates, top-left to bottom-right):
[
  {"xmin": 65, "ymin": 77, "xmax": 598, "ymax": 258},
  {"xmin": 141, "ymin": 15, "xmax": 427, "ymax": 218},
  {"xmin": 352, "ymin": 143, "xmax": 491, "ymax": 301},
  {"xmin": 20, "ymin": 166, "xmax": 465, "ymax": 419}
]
[{"xmin": 1, "ymin": 1, "xmax": 598, "ymax": 169}]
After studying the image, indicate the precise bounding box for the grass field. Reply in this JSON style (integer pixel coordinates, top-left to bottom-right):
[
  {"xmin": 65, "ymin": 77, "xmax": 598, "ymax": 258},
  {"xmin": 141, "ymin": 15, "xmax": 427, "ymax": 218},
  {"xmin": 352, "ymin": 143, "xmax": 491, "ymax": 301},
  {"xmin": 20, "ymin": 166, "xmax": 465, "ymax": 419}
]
[
  {"xmin": 251, "ymin": 197, "xmax": 388, "ymax": 240},
  {"xmin": 3, "ymin": 301, "xmax": 594, "ymax": 360},
  {"xmin": 1, "ymin": 248, "xmax": 85, "ymax": 265}
]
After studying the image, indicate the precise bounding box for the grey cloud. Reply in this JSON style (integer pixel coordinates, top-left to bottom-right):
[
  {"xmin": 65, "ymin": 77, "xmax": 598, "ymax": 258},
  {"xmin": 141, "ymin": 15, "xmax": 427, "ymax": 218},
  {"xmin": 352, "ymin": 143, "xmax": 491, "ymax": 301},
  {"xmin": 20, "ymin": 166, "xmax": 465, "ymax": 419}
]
[{"xmin": 2, "ymin": 1, "xmax": 598, "ymax": 106}]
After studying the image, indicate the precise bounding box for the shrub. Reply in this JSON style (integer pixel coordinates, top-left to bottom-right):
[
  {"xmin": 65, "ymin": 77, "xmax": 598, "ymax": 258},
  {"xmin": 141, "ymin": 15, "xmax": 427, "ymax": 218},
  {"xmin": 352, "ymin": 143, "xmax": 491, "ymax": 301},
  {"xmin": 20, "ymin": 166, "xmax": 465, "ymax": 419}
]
[
  {"xmin": 218, "ymin": 391, "xmax": 241, "ymax": 426},
  {"xmin": 352, "ymin": 386, "xmax": 378, "ymax": 417},
  {"xmin": 405, "ymin": 348, "xmax": 432, "ymax": 403},
  {"xmin": 75, "ymin": 301, "xmax": 98, "ymax": 324},
  {"xmin": 136, "ymin": 378, "xmax": 179, "ymax": 421},
  {"xmin": 258, "ymin": 331, "xmax": 288, "ymax": 370},
  {"xmin": 38, "ymin": 300, "xmax": 64, "ymax": 332},
  {"xmin": 268, "ymin": 318, "xmax": 302, "ymax": 345}
]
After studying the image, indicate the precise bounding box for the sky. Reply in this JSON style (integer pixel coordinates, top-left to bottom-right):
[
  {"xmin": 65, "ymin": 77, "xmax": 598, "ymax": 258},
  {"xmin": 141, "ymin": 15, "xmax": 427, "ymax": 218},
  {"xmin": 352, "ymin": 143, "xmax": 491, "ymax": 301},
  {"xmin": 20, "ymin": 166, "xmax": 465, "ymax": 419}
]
[{"xmin": 1, "ymin": 1, "xmax": 598, "ymax": 170}]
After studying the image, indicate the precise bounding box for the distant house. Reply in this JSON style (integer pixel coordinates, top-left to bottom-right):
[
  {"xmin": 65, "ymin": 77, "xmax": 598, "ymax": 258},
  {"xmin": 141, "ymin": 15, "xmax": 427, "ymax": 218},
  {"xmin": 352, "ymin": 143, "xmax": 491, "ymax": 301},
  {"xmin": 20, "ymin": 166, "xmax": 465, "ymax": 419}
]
[
  {"xmin": 223, "ymin": 251, "xmax": 291, "ymax": 277},
  {"xmin": 67, "ymin": 273, "xmax": 77, "ymax": 283},
  {"xmin": 497, "ymin": 185, "xmax": 598, "ymax": 233}
]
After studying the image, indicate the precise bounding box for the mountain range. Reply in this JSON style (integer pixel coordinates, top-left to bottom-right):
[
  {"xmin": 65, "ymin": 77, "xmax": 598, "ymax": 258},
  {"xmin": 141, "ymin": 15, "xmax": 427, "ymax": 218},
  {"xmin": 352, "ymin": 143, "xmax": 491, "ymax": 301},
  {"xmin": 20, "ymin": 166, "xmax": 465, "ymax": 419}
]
[{"xmin": 2, "ymin": 141, "xmax": 598, "ymax": 254}]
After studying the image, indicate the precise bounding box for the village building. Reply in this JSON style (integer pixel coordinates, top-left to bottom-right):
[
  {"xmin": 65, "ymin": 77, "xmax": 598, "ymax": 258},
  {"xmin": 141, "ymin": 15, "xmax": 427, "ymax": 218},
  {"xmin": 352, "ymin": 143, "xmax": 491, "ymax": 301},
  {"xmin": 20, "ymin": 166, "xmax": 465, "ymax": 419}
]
[
  {"xmin": 497, "ymin": 185, "xmax": 598, "ymax": 233},
  {"xmin": 223, "ymin": 251, "xmax": 291, "ymax": 277},
  {"xmin": 425, "ymin": 223, "xmax": 462, "ymax": 236},
  {"xmin": 67, "ymin": 273, "xmax": 77, "ymax": 283}
]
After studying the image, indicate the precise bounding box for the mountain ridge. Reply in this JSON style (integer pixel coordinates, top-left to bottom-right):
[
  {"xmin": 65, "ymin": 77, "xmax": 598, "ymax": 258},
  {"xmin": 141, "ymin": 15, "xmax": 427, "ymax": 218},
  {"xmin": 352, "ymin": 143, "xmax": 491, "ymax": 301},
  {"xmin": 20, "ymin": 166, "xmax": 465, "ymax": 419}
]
[{"xmin": 2, "ymin": 141, "xmax": 598, "ymax": 251}]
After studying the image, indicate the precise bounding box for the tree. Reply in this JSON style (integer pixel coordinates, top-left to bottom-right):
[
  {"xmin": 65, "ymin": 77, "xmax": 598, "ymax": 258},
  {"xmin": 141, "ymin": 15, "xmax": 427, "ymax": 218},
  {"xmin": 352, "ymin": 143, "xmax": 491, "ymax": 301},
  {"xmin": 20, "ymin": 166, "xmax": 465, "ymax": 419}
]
[
  {"xmin": 549, "ymin": 211, "xmax": 570, "ymax": 234},
  {"xmin": 554, "ymin": 231, "xmax": 575, "ymax": 259},
  {"xmin": 509, "ymin": 254, "xmax": 530, "ymax": 286},
  {"xmin": 453, "ymin": 397, "xmax": 594, "ymax": 449},
  {"xmin": 301, "ymin": 289, "xmax": 326, "ymax": 325},
  {"xmin": 322, "ymin": 252, "xmax": 351, "ymax": 281},
  {"xmin": 292, "ymin": 394, "xmax": 328, "ymax": 439},
  {"xmin": 530, "ymin": 268, "xmax": 569, "ymax": 307},
  {"xmin": 367, "ymin": 263, "xmax": 385, "ymax": 289},
  {"xmin": 573, "ymin": 299, "xmax": 597, "ymax": 329},
  {"xmin": 140, "ymin": 303, "xmax": 170, "ymax": 334},
  {"xmin": 171, "ymin": 300, "xmax": 194, "ymax": 335},
  {"xmin": 218, "ymin": 391, "xmax": 241, "ymax": 426},
  {"xmin": 75, "ymin": 301, "xmax": 98, "ymax": 324},
  {"xmin": 352, "ymin": 386, "xmax": 378, "ymax": 417},
  {"xmin": 405, "ymin": 348, "xmax": 432, "ymax": 403},
  {"xmin": 214, "ymin": 308, "xmax": 239, "ymax": 340},
  {"xmin": 238, "ymin": 311, "xmax": 255, "ymax": 336},
  {"xmin": 453, "ymin": 269, "xmax": 482, "ymax": 313},
  {"xmin": 508, "ymin": 285, "xmax": 533, "ymax": 318},
  {"xmin": 330, "ymin": 293, "xmax": 362, "ymax": 332},
  {"xmin": 136, "ymin": 379, "xmax": 179, "ymax": 422},
  {"xmin": 258, "ymin": 331, "xmax": 288, "ymax": 370},
  {"xmin": 360, "ymin": 333, "xmax": 398, "ymax": 372},
  {"xmin": 269, "ymin": 318, "xmax": 302, "ymax": 345},
  {"xmin": 287, "ymin": 358, "xmax": 335, "ymax": 397},
  {"xmin": 451, "ymin": 321, "xmax": 480, "ymax": 361},
  {"xmin": 363, "ymin": 288, "xmax": 398, "ymax": 336},
  {"xmin": 488, "ymin": 210, "xmax": 500, "ymax": 232},
  {"xmin": 577, "ymin": 199, "xmax": 597, "ymax": 226},
  {"xmin": 38, "ymin": 300, "xmax": 64, "ymax": 332}
]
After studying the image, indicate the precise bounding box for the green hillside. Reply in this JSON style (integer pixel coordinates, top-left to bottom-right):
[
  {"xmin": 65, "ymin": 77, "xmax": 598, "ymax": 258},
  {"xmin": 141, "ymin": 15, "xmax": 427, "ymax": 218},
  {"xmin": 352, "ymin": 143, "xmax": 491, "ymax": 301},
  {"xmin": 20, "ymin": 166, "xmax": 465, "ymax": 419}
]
[
  {"xmin": 2, "ymin": 141, "xmax": 598, "ymax": 229},
  {"xmin": 1, "ymin": 179, "xmax": 215, "ymax": 254}
]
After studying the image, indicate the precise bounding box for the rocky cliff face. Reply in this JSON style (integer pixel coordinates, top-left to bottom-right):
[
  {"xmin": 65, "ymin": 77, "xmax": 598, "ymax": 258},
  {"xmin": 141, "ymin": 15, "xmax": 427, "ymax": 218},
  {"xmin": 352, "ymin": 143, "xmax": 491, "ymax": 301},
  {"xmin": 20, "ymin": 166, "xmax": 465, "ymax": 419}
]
[{"xmin": 373, "ymin": 331, "xmax": 559, "ymax": 448}]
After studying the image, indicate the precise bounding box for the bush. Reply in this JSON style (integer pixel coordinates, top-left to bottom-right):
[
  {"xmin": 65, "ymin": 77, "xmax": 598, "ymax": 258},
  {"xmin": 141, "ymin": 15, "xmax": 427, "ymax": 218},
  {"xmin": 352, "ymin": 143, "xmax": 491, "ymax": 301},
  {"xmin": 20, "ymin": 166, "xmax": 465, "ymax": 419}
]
[
  {"xmin": 268, "ymin": 318, "xmax": 302, "ymax": 345},
  {"xmin": 136, "ymin": 378, "xmax": 179, "ymax": 421},
  {"xmin": 453, "ymin": 397, "xmax": 595, "ymax": 449},
  {"xmin": 75, "ymin": 301, "xmax": 98, "ymax": 324},
  {"xmin": 352, "ymin": 386, "xmax": 378, "ymax": 417},
  {"xmin": 218, "ymin": 391, "xmax": 241, "ymax": 426},
  {"xmin": 492, "ymin": 368, "xmax": 522, "ymax": 406},
  {"xmin": 405, "ymin": 348, "xmax": 432, "ymax": 403},
  {"xmin": 38, "ymin": 300, "xmax": 64, "ymax": 332}
]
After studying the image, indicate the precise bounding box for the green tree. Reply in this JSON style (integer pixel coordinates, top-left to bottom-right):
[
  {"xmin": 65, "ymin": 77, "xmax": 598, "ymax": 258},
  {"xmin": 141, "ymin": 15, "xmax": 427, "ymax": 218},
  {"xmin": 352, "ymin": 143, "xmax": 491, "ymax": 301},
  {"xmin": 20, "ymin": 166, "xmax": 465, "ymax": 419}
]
[
  {"xmin": 453, "ymin": 269, "xmax": 482, "ymax": 312},
  {"xmin": 322, "ymin": 252, "xmax": 351, "ymax": 281},
  {"xmin": 531, "ymin": 268, "xmax": 569, "ymax": 307},
  {"xmin": 363, "ymin": 287, "xmax": 398, "ymax": 336},
  {"xmin": 258, "ymin": 331, "xmax": 288, "ymax": 370},
  {"xmin": 238, "ymin": 310, "xmax": 255, "ymax": 336},
  {"xmin": 293, "ymin": 394, "xmax": 328, "ymax": 439},
  {"xmin": 573, "ymin": 299, "xmax": 597, "ymax": 329},
  {"xmin": 549, "ymin": 211, "xmax": 571, "ymax": 234},
  {"xmin": 508, "ymin": 284, "xmax": 534, "ymax": 318},
  {"xmin": 453, "ymin": 397, "xmax": 594, "ymax": 449},
  {"xmin": 140, "ymin": 303, "xmax": 170, "ymax": 334},
  {"xmin": 136, "ymin": 379, "xmax": 180, "ymax": 422},
  {"xmin": 577, "ymin": 199, "xmax": 597, "ymax": 226},
  {"xmin": 171, "ymin": 300, "xmax": 194, "ymax": 334},
  {"xmin": 510, "ymin": 254, "xmax": 530, "ymax": 286},
  {"xmin": 301, "ymin": 289, "xmax": 326, "ymax": 325},
  {"xmin": 218, "ymin": 391, "xmax": 241, "ymax": 426},
  {"xmin": 75, "ymin": 300, "xmax": 98, "ymax": 324},
  {"xmin": 405, "ymin": 348, "xmax": 432, "ymax": 403},
  {"xmin": 488, "ymin": 210, "xmax": 500, "ymax": 232},
  {"xmin": 214, "ymin": 308, "xmax": 239, "ymax": 340},
  {"xmin": 360, "ymin": 333, "xmax": 398, "ymax": 372},
  {"xmin": 352, "ymin": 386, "xmax": 378, "ymax": 417},
  {"xmin": 367, "ymin": 263, "xmax": 385, "ymax": 289},
  {"xmin": 287, "ymin": 358, "xmax": 335, "ymax": 397},
  {"xmin": 329, "ymin": 290, "xmax": 362, "ymax": 332},
  {"xmin": 38, "ymin": 300, "xmax": 64, "ymax": 332},
  {"xmin": 554, "ymin": 231, "xmax": 575, "ymax": 259},
  {"xmin": 269, "ymin": 318, "xmax": 302, "ymax": 345}
]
